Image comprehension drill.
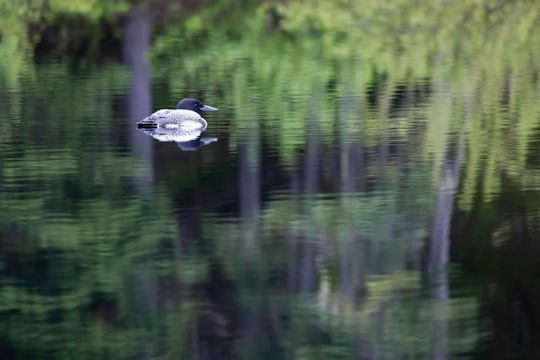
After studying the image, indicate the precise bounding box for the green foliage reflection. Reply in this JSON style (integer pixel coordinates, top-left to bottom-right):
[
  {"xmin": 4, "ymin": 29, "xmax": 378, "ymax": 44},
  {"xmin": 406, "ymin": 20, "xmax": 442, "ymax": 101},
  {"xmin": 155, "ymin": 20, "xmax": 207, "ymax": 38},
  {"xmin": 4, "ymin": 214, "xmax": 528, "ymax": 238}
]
[{"xmin": 1, "ymin": 0, "xmax": 539, "ymax": 358}]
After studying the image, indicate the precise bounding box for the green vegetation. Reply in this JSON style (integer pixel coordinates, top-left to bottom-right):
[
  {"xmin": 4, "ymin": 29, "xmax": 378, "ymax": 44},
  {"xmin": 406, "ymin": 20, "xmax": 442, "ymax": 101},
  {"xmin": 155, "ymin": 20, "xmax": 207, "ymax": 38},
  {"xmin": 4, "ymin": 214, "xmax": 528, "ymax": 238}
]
[{"xmin": 1, "ymin": 0, "xmax": 539, "ymax": 358}]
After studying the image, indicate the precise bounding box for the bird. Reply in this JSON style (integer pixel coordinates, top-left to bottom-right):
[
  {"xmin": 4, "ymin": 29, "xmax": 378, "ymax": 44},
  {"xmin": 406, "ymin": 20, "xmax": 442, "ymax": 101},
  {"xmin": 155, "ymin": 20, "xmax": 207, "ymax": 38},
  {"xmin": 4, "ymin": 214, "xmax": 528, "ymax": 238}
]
[{"xmin": 137, "ymin": 98, "xmax": 218, "ymax": 133}]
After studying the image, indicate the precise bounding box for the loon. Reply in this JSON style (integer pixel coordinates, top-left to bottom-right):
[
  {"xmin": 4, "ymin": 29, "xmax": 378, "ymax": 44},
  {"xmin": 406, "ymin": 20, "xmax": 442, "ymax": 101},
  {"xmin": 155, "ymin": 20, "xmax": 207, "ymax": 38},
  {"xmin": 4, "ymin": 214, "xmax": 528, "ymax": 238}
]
[{"xmin": 137, "ymin": 98, "xmax": 218, "ymax": 132}]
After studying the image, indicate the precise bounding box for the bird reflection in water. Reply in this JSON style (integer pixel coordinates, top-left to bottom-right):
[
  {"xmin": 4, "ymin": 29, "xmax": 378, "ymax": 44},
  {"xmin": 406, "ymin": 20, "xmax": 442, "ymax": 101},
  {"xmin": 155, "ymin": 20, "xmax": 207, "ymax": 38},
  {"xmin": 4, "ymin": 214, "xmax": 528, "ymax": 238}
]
[{"xmin": 137, "ymin": 126, "xmax": 218, "ymax": 151}]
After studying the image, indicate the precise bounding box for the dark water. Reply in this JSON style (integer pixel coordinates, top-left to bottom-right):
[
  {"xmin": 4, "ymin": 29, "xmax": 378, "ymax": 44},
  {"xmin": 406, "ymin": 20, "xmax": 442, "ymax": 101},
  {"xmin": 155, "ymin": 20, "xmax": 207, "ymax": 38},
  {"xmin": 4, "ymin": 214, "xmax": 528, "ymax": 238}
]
[{"xmin": 2, "ymin": 12, "xmax": 540, "ymax": 360}]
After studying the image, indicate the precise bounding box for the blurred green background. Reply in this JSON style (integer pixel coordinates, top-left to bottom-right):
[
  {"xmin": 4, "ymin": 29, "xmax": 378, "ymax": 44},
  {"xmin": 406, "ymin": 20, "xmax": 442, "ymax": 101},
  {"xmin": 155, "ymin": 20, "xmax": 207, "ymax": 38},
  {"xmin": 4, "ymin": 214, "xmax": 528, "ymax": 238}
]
[{"xmin": 1, "ymin": 0, "xmax": 540, "ymax": 359}]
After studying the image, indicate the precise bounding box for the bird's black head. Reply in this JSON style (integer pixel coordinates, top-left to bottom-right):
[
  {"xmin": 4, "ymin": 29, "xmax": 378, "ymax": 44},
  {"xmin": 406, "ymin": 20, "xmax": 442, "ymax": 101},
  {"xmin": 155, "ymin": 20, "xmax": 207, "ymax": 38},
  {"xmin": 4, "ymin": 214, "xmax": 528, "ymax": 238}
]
[{"xmin": 175, "ymin": 98, "xmax": 218, "ymax": 113}]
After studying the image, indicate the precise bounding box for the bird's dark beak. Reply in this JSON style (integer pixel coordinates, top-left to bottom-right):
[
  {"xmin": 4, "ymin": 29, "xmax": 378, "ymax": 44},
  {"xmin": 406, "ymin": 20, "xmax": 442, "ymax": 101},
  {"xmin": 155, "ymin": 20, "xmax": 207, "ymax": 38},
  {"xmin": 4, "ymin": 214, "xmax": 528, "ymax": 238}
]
[{"xmin": 200, "ymin": 104, "xmax": 218, "ymax": 111}]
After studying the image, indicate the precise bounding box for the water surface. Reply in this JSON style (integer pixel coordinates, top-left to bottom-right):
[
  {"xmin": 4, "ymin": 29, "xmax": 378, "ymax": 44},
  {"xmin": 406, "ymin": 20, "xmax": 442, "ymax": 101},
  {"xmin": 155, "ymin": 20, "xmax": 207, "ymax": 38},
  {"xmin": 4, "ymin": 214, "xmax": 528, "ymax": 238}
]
[{"xmin": 1, "ymin": 10, "xmax": 540, "ymax": 360}]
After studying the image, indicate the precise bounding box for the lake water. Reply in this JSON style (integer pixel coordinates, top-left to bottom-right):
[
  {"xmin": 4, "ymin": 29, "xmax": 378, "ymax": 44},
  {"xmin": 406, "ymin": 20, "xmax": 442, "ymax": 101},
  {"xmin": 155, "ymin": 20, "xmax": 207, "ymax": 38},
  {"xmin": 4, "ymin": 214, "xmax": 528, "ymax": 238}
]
[{"xmin": 1, "ymin": 10, "xmax": 540, "ymax": 360}]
